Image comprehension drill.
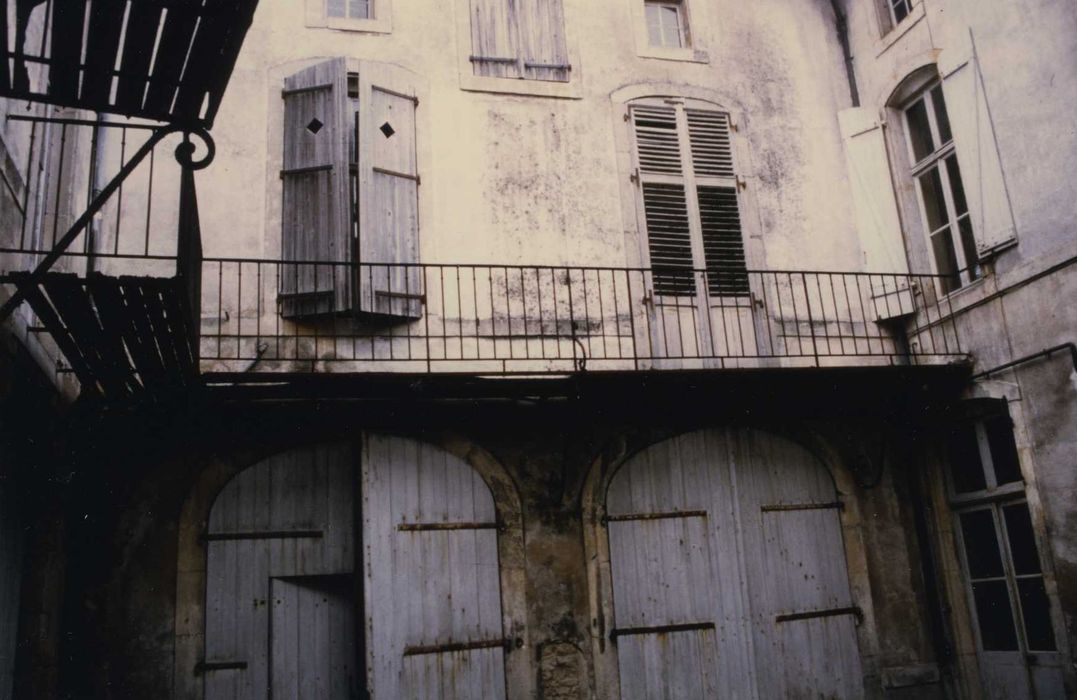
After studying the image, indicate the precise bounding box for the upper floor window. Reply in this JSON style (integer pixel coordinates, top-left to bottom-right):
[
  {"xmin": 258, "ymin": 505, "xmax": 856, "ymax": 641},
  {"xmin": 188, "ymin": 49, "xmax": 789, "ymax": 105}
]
[
  {"xmin": 628, "ymin": 98, "xmax": 748, "ymax": 297},
  {"xmin": 888, "ymin": 0, "xmax": 913, "ymax": 26},
  {"xmin": 645, "ymin": 0, "xmax": 689, "ymax": 49},
  {"xmin": 306, "ymin": 0, "xmax": 391, "ymax": 32},
  {"xmin": 902, "ymin": 82, "xmax": 981, "ymax": 293},
  {"xmin": 468, "ymin": 0, "xmax": 570, "ymax": 82}
]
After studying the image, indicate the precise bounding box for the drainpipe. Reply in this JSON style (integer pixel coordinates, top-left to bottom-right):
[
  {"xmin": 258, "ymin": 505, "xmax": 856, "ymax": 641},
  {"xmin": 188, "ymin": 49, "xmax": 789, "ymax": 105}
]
[{"xmin": 831, "ymin": 0, "xmax": 861, "ymax": 107}]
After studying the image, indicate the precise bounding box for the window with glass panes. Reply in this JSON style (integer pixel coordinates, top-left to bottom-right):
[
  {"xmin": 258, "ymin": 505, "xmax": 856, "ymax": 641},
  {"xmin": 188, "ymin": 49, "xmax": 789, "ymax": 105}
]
[
  {"xmin": 946, "ymin": 415, "xmax": 1058, "ymax": 654},
  {"xmin": 904, "ymin": 83, "xmax": 981, "ymax": 294},
  {"xmin": 889, "ymin": 0, "xmax": 913, "ymax": 26},
  {"xmin": 645, "ymin": 1, "xmax": 688, "ymax": 49},
  {"xmin": 328, "ymin": 0, "xmax": 370, "ymax": 20}
]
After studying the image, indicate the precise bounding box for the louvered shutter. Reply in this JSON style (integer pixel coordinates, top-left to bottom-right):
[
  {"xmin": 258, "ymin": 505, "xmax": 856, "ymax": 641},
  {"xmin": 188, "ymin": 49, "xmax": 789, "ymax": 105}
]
[
  {"xmin": 686, "ymin": 109, "xmax": 748, "ymax": 296},
  {"xmin": 632, "ymin": 103, "xmax": 748, "ymax": 298},
  {"xmin": 356, "ymin": 64, "xmax": 422, "ymax": 319},
  {"xmin": 632, "ymin": 105, "xmax": 695, "ymax": 296},
  {"xmin": 280, "ymin": 59, "xmax": 351, "ymax": 318},
  {"xmin": 469, "ymin": 0, "xmax": 522, "ymax": 78},
  {"xmin": 939, "ymin": 41, "xmax": 1017, "ymax": 258}
]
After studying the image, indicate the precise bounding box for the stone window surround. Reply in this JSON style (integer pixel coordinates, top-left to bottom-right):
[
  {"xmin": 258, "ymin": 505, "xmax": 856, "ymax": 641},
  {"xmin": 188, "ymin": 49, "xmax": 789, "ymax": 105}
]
[
  {"xmin": 304, "ymin": 0, "xmax": 392, "ymax": 34},
  {"xmin": 632, "ymin": 0, "xmax": 709, "ymax": 64}
]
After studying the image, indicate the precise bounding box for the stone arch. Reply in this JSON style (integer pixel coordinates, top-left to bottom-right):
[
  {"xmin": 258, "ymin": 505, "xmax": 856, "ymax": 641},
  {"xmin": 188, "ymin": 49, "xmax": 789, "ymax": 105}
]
[{"xmin": 173, "ymin": 431, "xmax": 529, "ymax": 699}]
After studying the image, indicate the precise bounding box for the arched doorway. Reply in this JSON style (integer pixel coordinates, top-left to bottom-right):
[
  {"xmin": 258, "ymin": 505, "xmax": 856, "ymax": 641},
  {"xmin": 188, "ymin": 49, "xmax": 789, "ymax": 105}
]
[
  {"xmin": 201, "ymin": 435, "xmax": 512, "ymax": 699},
  {"xmin": 597, "ymin": 428, "xmax": 863, "ymax": 698}
]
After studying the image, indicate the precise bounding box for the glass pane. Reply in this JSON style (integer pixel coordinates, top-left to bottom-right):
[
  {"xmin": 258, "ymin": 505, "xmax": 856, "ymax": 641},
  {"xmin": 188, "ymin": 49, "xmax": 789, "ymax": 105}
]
[
  {"xmin": 931, "ymin": 85, "xmax": 952, "ymax": 144},
  {"xmin": 931, "ymin": 228, "xmax": 960, "ymax": 292},
  {"xmin": 349, "ymin": 0, "xmax": 370, "ymax": 18},
  {"xmin": 1003, "ymin": 503, "xmax": 1040, "ymax": 575},
  {"xmin": 945, "ymin": 155, "xmax": 968, "ymax": 215},
  {"xmin": 918, "ymin": 167, "xmax": 949, "ymax": 232},
  {"xmin": 662, "ymin": 6, "xmax": 684, "ymax": 48},
  {"xmin": 327, "ymin": 0, "xmax": 346, "ymax": 17},
  {"xmin": 905, "ymin": 98, "xmax": 935, "ymax": 163},
  {"xmin": 1016, "ymin": 578, "xmax": 1057, "ymax": 651},
  {"xmin": 948, "ymin": 423, "xmax": 987, "ymax": 493},
  {"xmin": 646, "ymin": 4, "xmax": 664, "ymax": 46},
  {"xmin": 958, "ymin": 217, "xmax": 981, "ymax": 281},
  {"xmin": 960, "ymin": 509, "xmax": 1004, "ymax": 578},
  {"xmin": 986, "ymin": 415, "xmax": 1022, "ymax": 485},
  {"xmin": 891, "ymin": 0, "xmax": 910, "ymax": 23},
  {"xmin": 972, "ymin": 580, "xmax": 1019, "ymax": 651}
]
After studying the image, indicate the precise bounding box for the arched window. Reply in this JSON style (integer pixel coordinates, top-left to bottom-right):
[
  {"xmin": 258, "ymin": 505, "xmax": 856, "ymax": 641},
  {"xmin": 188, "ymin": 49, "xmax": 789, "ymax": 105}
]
[
  {"xmin": 597, "ymin": 428, "xmax": 862, "ymax": 697},
  {"xmin": 202, "ymin": 436, "xmax": 511, "ymax": 698}
]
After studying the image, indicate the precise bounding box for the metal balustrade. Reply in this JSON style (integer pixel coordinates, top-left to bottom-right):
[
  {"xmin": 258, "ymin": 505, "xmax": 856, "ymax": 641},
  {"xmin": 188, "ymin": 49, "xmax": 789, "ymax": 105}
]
[{"xmin": 198, "ymin": 259, "xmax": 966, "ymax": 375}]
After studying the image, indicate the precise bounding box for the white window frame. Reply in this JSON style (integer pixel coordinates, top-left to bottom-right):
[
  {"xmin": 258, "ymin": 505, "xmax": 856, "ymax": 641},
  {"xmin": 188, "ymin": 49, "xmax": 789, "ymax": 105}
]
[
  {"xmin": 645, "ymin": 0, "xmax": 688, "ymax": 49},
  {"xmin": 945, "ymin": 418, "xmax": 1024, "ymax": 505},
  {"xmin": 631, "ymin": 0, "xmax": 708, "ymax": 63},
  {"xmin": 305, "ymin": 0, "xmax": 392, "ymax": 33},
  {"xmin": 902, "ymin": 81, "xmax": 982, "ymax": 295}
]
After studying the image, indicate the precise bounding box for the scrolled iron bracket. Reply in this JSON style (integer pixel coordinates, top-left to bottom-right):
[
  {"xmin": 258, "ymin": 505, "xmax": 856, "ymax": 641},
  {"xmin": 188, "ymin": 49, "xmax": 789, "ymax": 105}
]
[{"xmin": 174, "ymin": 128, "xmax": 216, "ymax": 170}]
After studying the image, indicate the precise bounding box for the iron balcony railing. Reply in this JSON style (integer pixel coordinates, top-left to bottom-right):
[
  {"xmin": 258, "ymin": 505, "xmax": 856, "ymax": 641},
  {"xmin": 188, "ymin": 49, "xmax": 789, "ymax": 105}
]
[{"xmin": 198, "ymin": 259, "xmax": 966, "ymax": 375}]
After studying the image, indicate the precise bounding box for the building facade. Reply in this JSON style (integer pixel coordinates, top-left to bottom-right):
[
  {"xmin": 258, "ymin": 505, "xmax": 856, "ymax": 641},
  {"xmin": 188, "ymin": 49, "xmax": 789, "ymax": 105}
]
[{"xmin": 0, "ymin": 0, "xmax": 1075, "ymax": 698}]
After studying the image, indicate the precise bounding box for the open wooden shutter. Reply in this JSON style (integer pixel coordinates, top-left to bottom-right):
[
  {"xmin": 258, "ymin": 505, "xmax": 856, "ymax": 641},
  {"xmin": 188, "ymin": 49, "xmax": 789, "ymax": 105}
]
[
  {"xmin": 939, "ymin": 41, "xmax": 1017, "ymax": 259},
  {"xmin": 519, "ymin": 0, "xmax": 570, "ymax": 82},
  {"xmin": 204, "ymin": 444, "xmax": 355, "ymax": 700},
  {"xmin": 280, "ymin": 59, "xmax": 352, "ymax": 318},
  {"xmin": 363, "ymin": 435, "xmax": 508, "ymax": 699},
  {"xmin": 469, "ymin": 0, "xmax": 521, "ymax": 78},
  {"xmin": 686, "ymin": 109, "xmax": 748, "ymax": 296},
  {"xmin": 838, "ymin": 107, "xmax": 908, "ymax": 272},
  {"xmin": 632, "ymin": 104, "xmax": 695, "ymax": 297},
  {"xmin": 356, "ymin": 65, "xmax": 422, "ymax": 319}
]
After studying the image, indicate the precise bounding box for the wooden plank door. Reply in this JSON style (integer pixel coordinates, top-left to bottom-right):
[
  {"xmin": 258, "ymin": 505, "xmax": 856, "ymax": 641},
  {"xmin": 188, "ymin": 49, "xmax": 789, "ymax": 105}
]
[
  {"xmin": 362, "ymin": 434, "xmax": 508, "ymax": 699},
  {"xmin": 204, "ymin": 443, "xmax": 355, "ymax": 700},
  {"xmin": 730, "ymin": 429, "xmax": 863, "ymax": 699},
  {"xmin": 604, "ymin": 430, "xmax": 754, "ymax": 698}
]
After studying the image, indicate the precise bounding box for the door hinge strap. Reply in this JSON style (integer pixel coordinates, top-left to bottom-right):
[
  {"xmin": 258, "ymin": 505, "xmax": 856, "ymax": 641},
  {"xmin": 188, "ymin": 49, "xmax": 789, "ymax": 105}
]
[
  {"xmin": 760, "ymin": 501, "xmax": 843, "ymax": 513},
  {"xmin": 195, "ymin": 660, "xmax": 248, "ymax": 674},
  {"xmin": 610, "ymin": 621, "xmax": 715, "ymax": 641},
  {"xmin": 775, "ymin": 606, "xmax": 862, "ymax": 625},
  {"xmin": 372, "ymin": 166, "xmax": 420, "ymax": 184},
  {"xmin": 603, "ymin": 509, "xmax": 706, "ymax": 524},
  {"xmin": 373, "ymin": 290, "xmax": 426, "ymax": 303},
  {"xmin": 402, "ymin": 637, "xmax": 518, "ymax": 656},
  {"xmin": 397, "ymin": 521, "xmax": 497, "ymax": 532},
  {"xmin": 202, "ymin": 529, "xmax": 323, "ymax": 542}
]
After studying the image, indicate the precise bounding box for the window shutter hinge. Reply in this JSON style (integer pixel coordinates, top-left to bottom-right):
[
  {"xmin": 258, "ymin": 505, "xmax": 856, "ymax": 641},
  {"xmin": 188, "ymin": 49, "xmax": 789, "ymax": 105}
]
[
  {"xmin": 630, "ymin": 169, "xmax": 639, "ymax": 185},
  {"xmin": 736, "ymin": 175, "xmax": 747, "ymax": 190},
  {"xmin": 730, "ymin": 120, "xmax": 739, "ymax": 132}
]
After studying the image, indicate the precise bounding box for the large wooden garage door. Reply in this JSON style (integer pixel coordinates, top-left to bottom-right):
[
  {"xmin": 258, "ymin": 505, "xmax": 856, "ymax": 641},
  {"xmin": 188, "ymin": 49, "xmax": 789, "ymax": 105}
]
[
  {"xmin": 605, "ymin": 428, "xmax": 862, "ymax": 699},
  {"xmin": 204, "ymin": 436, "xmax": 507, "ymax": 699}
]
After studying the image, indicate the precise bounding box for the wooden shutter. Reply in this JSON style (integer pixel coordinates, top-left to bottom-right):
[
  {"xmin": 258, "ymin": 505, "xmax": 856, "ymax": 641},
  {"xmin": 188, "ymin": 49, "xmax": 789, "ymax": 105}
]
[
  {"xmin": 939, "ymin": 41, "xmax": 1017, "ymax": 258},
  {"xmin": 519, "ymin": 0, "xmax": 570, "ymax": 81},
  {"xmin": 280, "ymin": 59, "xmax": 352, "ymax": 318},
  {"xmin": 356, "ymin": 65, "xmax": 423, "ymax": 319},
  {"xmin": 838, "ymin": 107, "xmax": 908, "ymax": 272},
  {"xmin": 686, "ymin": 109, "xmax": 748, "ymax": 296},
  {"xmin": 632, "ymin": 105, "xmax": 695, "ymax": 296},
  {"xmin": 363, "ymin": 434, "xmax": 508, "ymax": 699},
  {"xmin": 205, "ymin": 444, "xmax": 355, "ymax": 700},
  {"xmin": 469, "ymin": 0, "xmax": 521, "ymax": 78}
]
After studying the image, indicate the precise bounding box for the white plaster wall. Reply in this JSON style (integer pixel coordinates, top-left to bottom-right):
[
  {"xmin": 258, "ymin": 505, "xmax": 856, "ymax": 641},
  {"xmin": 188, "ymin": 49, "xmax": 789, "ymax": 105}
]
[{"xmin": 199, "ymin": 0, "xmax": 861, "ymax": 272}]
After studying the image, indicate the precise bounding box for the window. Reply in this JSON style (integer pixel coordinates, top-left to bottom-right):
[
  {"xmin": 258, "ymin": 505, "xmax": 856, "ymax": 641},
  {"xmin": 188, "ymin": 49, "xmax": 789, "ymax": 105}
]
[
  {"xmin": 645, "ymin": 0, "xmax": 688, "ymax": 49},
  {"xmin": 903, "ymin": 82, "xmax": 981, "ymax": 294},
  {"xmin": 279, "ymin": 59, "xmax": 421, "ymax": 319},
  {"xmin": 946, "ymin": 414, "xmax": 1059, "ymax": 656},
  {"xmin": 305, "ymin": 0, "xmax": 390, "ymax": 32},
  {"xmin": 467, "ymin": 0, "xmax": 570, "ymax": 82},
  {"xmin": 629, "ymin": 98, "xmax": 748, "ymax": 297},
  {"xmin": 327, "ymin": 0, "xmax": 371, "ymax": 20},
  {"xmin": 888, "ymin": 0, "xmax": 913, "ymax": 26}
]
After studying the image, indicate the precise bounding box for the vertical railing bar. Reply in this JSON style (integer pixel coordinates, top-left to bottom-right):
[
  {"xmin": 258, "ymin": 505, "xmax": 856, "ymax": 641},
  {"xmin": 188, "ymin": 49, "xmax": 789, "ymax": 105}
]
[
  {"xmin": 114, "ymin": 127, "xmax": 126, "ymax": 255},
  {"xmin": 713, "ymin": 271, "xmax": 732, "ymax": 359},
  {"xmin": 520, "ymin": 267, "xmax": 530, "ymax": 360},
  {"xmin": 550, "ymin": 267, "xmax": 561, "ymax": 360},
  {"xmin": 566, "ymin": 268, "xmax": 577, "ymax": 368},
  {"xmin": 826, "ymin": 273, "xmax": 846, "ymax": 356},
  {"xmin": 437, "ymin": 265, "xmax": 447, "ymax": 362},
  {"xmin": 503, "ymin": 266, "xmax": 514, "ymax": 363},
  {"xmin": 422, "ymin": 265, "xmax": 432, "ymax": 372},
  {"xmin": 143, "ymin": 145, "xmax": 155, "ymax": 255},
  {"xmin": 758, "ymin": 272, "xmax": 776, "ymax": 358},
  {"xmin": 216, "ymin": 260, "xmax": 223, "ymax": 359},
  {"xmin": 471, "ymin": 267, "xmax": 480, "ymax": 362},
  {"xmin": 624, "ymin": 270, "xmax": 638, "ymax": 368},
  {"xmin": 804, "ymin": 272, "xmax": 819, "ymax": 365},
  {"xmin": 608, "ymin": 268, "xmax": 621, "ymax": 360},
  {"xmin": 535, "ymin": 267, "xmax": 547, "ymax": 361},
  {"xmin": 487, "ymin": 267, "xmax": 497, "ymax": 361},
  {"xmin": 237, "ymin": 261, "xmax": 243, "ymax": 360},
  {"xmin": 580, "ymin": 267, "xmax": 591, "ymax": 363},
  {"xmin": 645, "ymin": 271, "xmax": 657, "ymax": 362},
  {"xmin": 50, "ymin": 124, "xmax": 68, "ymax": 248},
  {"xmin": 839, "ymin": 273, "xmax": 855, "ymax": 357},
  {"xmin": 454, "ymin": 266, "xmax": 464, "ymax": 362}
]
